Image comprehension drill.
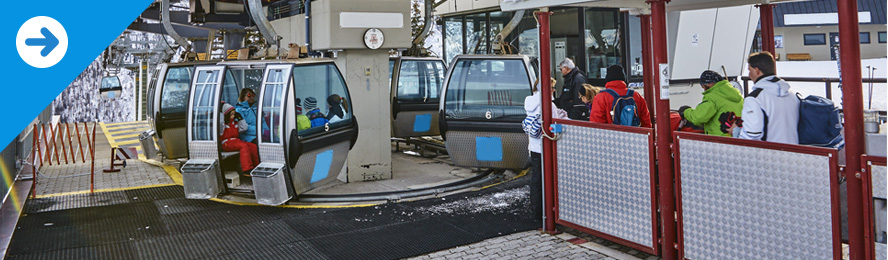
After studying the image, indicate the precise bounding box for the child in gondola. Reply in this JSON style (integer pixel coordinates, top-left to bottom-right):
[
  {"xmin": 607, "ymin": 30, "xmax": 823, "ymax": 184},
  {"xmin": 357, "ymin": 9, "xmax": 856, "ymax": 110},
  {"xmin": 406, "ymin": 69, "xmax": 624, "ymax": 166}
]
[{"xmin": 221, "ymin": 103, "xmax": 260, "ymax": 174}]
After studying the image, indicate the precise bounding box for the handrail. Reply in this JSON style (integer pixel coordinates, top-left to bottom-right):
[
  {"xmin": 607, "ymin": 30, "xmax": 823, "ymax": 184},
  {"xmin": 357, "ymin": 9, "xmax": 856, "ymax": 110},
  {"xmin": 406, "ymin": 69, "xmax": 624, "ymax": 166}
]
[{"xmin": 740, "ymin": 76, "xmax": 887, "ymax": 101}]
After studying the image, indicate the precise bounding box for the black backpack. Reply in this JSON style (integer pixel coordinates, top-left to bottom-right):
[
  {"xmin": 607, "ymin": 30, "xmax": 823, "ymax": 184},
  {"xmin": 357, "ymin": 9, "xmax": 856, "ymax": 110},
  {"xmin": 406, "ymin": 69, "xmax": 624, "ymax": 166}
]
[{"xmin": 797, "ymin": 94, "xmax": 844, "ymax": 149}]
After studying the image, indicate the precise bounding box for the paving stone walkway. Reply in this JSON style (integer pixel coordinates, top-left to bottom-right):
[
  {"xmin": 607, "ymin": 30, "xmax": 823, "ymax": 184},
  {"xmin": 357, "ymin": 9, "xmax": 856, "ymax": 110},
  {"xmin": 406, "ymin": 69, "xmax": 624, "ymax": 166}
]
[{"xmin": 407, "ymin": 230, "xmax": 634, "ymax": 260}]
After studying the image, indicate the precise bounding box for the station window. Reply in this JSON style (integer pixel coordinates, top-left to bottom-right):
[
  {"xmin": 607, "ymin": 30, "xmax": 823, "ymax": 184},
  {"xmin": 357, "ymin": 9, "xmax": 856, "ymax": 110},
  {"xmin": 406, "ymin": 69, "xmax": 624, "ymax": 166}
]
[
  {"xmin": 466, "ymin": 13, "xmax": 488, "ymax": 54},
  {"xmin": 291, "ymin": 63, "xmax": 352, "ymax": 137},
  {"xmin": 444, "ymin": 16, "xmax": 464, "ymax": 64},
  {"xmin": 160, "ymin": 67, "xmax": 194, "ymax": 115},
  {"xmin": 443, "ymin": 59, "xmax": 532, "ymax": 121},
  {"xmin": 880, "ymin": 31, "xmax": 887, "ymax": 43},
  {"xmin": 261, "ymin": 68, "xmax": 286, "ymax": 144},
  {"xmin": 803, "ymin": 34, "xmax": 826, "ymax": 45},
  {"xmin": 397, "ymin": 60, "xmax": 445, "ymax": 102},
  {"xmin": 585, "ymin": 9, "xmax": 623, "ymax": 79},
  {"xmin": 860, "ymin": 32, "xmax": 871, "ymax": 44},
  {"xmin": 191, "ymin": 69, "xmax": 220, "ymax": 141}
]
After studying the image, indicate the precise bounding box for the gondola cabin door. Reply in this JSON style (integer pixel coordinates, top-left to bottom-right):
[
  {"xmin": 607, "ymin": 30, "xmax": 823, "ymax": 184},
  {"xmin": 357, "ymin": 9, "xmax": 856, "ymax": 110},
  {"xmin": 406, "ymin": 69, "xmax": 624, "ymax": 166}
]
[
  {"xmin": 182, "ymin": 65, "xmax": 226, "ymax": 199},
  {"xmin": 253, "ymin": 64, "xmax": 295, "ymax": 205}
]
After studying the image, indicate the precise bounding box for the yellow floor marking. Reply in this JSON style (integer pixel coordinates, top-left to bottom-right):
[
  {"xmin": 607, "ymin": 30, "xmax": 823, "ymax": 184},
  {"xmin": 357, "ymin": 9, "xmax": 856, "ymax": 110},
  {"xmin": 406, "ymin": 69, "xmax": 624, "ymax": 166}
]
[
  {"xmin": 35, "ymin": 183, "xmax": 178, "ymax": 198},
  {"xmin": 115, "ymin": 140, "xmax": 140, "ymax": 146},
  {"xmin": 477, "ymin": 168, "xmax": 528, "ymax": 190},
  {"xmin": 111, "ymin": 133, "xmax": 141, "ymax": 140},
  {"xmin": 147, "ymin": 158, "xmax": 523, "ymax": 209},
  {"xmin": 99, "ymin": 122, "xmax": 117, "ymax": 148},
  {"xmin": 102, "ymin": 121, "xmax": 148, "ymax": 127},
  {"xmin": 105, "ymin": 125, "xmax": 149, "ymax": 132}
]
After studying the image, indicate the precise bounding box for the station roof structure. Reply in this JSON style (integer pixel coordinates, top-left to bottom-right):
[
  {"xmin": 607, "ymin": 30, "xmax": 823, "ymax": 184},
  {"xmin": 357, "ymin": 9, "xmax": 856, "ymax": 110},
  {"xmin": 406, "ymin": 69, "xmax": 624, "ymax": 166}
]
[{"xmin": 500, "ymin": 0, "xmax": 810, "ymax": 12}]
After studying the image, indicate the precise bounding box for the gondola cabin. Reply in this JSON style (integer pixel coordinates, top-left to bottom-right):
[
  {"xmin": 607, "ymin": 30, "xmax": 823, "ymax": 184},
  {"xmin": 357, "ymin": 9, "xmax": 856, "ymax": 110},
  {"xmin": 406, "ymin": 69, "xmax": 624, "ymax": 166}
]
[
  {"xmin": 390, "ymin": 57, "xmax": 447, "ymax": 138},
  {"xmin": 439, "ymin": 55, "xmax": 535, "ymax": 169},
  {"xmin": 99, "ymin": 76, "xmax": 122, "ymax": 100}
]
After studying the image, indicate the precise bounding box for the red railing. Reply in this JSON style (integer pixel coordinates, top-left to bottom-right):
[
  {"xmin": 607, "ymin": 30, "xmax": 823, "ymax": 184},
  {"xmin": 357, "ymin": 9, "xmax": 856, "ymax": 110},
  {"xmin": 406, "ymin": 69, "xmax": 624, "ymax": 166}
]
[{"xmin": 861, "ymin": 155, "xmax": 886, "ymax": 260}]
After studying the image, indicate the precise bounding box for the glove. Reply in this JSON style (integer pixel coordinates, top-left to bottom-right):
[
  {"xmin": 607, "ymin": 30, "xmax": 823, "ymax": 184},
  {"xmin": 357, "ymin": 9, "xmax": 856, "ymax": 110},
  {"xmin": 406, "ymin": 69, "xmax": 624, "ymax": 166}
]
[
  {"xmin": 678, "ymin": 106, "xmax": 691, "ymax": 120},
  {"xmin": 718, "ymin": 112, "xmax": 741, "ymax": 133}
]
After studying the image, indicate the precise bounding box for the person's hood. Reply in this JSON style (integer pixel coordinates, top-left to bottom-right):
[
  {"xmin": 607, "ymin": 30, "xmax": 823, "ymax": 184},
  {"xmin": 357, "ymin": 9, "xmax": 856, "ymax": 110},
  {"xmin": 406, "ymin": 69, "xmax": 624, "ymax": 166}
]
[
  {"xmin": 327, "ymin": 104, "xmax": 344, "ymax": 119},
  {"xmin": 703, "ymin": 80, "xmax": 743, "ymax": 102},
  {"xmin": 604, "ymin": 80, "xmax": 627, "ymax": 91},
  {"xmin": 754, "ymin": 75, "xmax": 794, "ymax": 97},
  {"xmin": 525, "ymin": 91, "xmax": 542, "ymax": 116}
]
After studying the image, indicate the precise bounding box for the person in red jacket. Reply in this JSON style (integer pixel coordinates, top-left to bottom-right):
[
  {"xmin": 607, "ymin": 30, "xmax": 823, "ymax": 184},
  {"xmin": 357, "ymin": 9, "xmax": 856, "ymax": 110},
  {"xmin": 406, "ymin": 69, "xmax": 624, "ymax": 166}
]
[
  {"xmin": 221, "ymin": 103, "xmax": 260, "ymax": 173},
  {"xmin": 589, "ymin": 65, "xmax": 652, "ymax": 127}
]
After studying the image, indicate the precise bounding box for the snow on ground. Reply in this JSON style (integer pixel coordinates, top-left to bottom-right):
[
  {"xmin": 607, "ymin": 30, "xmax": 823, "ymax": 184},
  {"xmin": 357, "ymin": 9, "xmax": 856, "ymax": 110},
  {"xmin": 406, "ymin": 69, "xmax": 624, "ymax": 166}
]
[
  {"xmin": 754, "ymin": 58, "xmax": 887, "ymax": 111},
  {"xmin": 416, "ymin": 186, "xmax": 528, "ymax": 215}
]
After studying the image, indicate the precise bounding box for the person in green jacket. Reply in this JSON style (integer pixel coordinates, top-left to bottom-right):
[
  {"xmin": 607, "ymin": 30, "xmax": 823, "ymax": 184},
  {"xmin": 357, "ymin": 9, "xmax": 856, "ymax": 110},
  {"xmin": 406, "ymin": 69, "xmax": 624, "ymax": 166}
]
[
  {"xmin": 295, "ymin": 98, "xmax": 311, "ymax": 131},
  {"xmin": 678, "ymin": 70, "xmax": 743, "ymax": 137}
]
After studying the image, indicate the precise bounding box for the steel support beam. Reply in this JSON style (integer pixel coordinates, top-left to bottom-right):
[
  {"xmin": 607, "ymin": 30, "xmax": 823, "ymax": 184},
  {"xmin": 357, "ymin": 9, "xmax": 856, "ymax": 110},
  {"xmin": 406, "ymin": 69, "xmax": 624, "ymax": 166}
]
[
  {"xmin": 757, "ymin": 4, "xmax": 775, "ymax": 55},
  {"xmin": 639, "ymin": 14, "xmax": 655, "ymax": 124},
  {"xmin": 837, "ymin": 0, "xmax": 866, "ymax": 258},
  {"xmin": 650, "ymin": 0, "xmax": 676, "ymax": 259},
  {"xmin": 536, "ymin": 9, "xmax": 557, "ymax": 233},
  {"xmin": 127, "ymin": 23, "xmax": 212, "ymax": 38}
]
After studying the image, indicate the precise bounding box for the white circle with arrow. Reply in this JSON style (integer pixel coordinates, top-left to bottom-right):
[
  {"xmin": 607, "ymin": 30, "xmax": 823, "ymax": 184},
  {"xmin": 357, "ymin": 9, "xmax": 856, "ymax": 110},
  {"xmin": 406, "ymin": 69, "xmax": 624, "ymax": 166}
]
[{"xmin": 16, "ymin": 16, "xmax": 68, "ymax": 68}]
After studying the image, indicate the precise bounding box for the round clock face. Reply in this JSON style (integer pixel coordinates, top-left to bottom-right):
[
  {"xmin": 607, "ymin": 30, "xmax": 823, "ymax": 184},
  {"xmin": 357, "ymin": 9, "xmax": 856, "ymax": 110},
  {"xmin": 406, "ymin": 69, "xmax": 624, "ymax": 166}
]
[{"xmin": 363, "ymin": 28, "xmax": 384, "ymax": 50}]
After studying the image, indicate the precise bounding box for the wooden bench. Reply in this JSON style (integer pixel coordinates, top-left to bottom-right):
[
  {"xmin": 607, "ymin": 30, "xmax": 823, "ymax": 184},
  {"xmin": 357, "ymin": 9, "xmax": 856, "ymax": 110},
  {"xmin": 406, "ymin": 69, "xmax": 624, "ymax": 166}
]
[{"xmin": 786, "ymin": 53, "xmax": 813, "ymax": 61}]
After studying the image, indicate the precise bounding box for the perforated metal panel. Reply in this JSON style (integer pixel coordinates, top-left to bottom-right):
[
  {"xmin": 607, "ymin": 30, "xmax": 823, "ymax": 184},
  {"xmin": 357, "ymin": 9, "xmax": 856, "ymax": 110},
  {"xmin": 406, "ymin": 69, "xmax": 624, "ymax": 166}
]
[
  {"xmin": 259, "ymin": 143, "xmax": 285, "ymax": 164},
  {"xmin": 872, "ymin": 164, "xmax": 887, "ymax": 260},
  {"xmin": 678, "ymin": 138, "xmax": 834, "ymax": 259},
  {"xmin": 445, "ymin": 131, "xmax": 528, "ymax": 169},
  {"xmin": 392, "ymin": 111, "xmax": 440, "ymax": 138},
  {"xmin": 188, "ymin": 141, "xmax": 218, "ymax": 160},
  {"xmin": 555, "ymin": 125, "xmax": 654, "ymax": 249},
  {"xmin": 161, "ymin": 127, "xmax": 188, "ymax": 159},
  {"xmin": 873, "ymin": 164, "xmax": 886, "ymax": 199},
  {"xmin": 291, "ymin": 141, "xmax": 349, "ymax": 194}
]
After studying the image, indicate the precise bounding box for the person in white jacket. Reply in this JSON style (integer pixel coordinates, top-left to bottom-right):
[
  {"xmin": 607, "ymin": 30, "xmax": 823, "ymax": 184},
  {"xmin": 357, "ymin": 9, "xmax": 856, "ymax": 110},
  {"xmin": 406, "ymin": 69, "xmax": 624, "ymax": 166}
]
[
  {"xmin": 523, "ymin": 77, "xmax": 567, "ymax": 225},
  {"xmin": 734, "ymin": 52, "xmax": 800, "ymax": 144}
]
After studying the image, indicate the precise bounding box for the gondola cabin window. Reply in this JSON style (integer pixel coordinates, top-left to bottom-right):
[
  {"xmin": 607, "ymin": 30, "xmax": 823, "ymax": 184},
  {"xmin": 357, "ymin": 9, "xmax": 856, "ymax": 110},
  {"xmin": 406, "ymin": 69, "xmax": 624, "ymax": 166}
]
[
  {"xmin": 444, "ymin": 59, "xmax": 532, "ymax": 121},
  {"xmin": 292, "ymin": 63, "xmax": 352, "ymax": 137},
  {"xmin": 397, "ymin": 60, "xmax": 445, "ymax": 103},
  {"xmin": 191, "ymin": 70, "xmax": 220, "ymax": 141},
  {"xmin": 161, "ymin": 67, "xmax": 193, "ymax": 115},
  {"xmin": 261, "ymin": 68, "xmax": 286, "ymax": 144}
]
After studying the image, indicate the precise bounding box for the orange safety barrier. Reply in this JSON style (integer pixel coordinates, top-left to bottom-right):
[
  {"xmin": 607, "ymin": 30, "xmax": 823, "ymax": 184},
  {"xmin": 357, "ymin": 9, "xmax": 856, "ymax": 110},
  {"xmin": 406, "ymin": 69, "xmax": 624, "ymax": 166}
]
[{"xmin": 30, "ymin": 122, "xmax": 99, "ymax": 195}]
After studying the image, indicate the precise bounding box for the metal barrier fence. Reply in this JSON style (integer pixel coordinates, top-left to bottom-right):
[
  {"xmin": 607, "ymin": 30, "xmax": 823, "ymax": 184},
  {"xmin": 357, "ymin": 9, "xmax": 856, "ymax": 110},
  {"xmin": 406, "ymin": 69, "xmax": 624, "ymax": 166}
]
[
  {"xmin": 674, "ymin": 132, "xmax": 840, "ymax": 259},
  {"xmin": 552, "ymin": 119, "xmax": 659, "ymax": 254},
  {"xmin": 30, "ymin": 122, "xmax": 98, "ymax": 196},
  {"xmin": 862, "ymin": 155, "xmax": 887, "ymax": 260}
]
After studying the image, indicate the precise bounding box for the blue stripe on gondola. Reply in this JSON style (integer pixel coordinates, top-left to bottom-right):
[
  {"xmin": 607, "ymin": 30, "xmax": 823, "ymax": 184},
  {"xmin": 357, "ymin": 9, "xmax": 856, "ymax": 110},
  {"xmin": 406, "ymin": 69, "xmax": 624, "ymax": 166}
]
[
  {"xmin": 310, "ymin": 150, "xmax": 334, "ymax": 183},
  {"xmin": 475, "ymin": 137, "xmax": 503, "ymax": 162},
  {"xmin": 413, "ymin": 114, "xmax": 432, "ymax": 132}
]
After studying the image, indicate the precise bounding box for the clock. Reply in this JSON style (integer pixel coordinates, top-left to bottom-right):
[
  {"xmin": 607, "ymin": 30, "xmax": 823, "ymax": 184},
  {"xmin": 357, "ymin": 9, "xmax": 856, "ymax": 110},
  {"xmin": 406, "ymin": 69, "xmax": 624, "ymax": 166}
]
[{"xmin": 363, "ymin": 28, "xmax": 384, "ymax": 49}]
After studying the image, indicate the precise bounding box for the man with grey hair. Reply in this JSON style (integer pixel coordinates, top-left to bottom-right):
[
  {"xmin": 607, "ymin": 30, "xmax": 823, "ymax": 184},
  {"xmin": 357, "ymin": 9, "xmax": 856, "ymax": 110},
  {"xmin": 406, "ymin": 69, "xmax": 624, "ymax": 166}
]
[{"xmin": 557, "ymin": 58, "xmax": 588, "ymax": 120}]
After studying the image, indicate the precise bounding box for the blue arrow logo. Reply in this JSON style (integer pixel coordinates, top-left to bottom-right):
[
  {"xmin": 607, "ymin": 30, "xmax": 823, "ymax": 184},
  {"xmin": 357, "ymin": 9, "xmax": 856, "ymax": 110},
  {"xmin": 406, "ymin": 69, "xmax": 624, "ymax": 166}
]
[{"xmin": 24, "ymin": 27, "xmax": 59, "ymax": 57}]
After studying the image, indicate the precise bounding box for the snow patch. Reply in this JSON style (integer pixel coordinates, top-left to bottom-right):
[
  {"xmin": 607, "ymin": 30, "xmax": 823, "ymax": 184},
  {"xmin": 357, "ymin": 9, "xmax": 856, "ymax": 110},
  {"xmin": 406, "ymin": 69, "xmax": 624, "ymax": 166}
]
[{"xmin": 416, "ymin": 186, "xmax": 529, "ymax": 215}]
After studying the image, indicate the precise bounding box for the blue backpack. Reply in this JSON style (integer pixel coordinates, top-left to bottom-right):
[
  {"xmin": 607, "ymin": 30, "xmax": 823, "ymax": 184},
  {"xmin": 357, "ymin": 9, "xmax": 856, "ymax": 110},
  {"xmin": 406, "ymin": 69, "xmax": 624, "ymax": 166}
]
[
  {"xmin": 603, "ymin": 89, "xmax": 640, "ymax": 126},
  {"xmin": 797, "ymin": 94, "xmax": 844, "ymax": 149}
]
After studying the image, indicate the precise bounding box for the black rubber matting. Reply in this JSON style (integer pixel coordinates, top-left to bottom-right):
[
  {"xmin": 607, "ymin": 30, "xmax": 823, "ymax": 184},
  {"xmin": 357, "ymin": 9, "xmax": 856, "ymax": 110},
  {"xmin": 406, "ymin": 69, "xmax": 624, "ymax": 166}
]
[{"xmin": 6, "ymin": 175, "xmax": 537, "ymax": 259}]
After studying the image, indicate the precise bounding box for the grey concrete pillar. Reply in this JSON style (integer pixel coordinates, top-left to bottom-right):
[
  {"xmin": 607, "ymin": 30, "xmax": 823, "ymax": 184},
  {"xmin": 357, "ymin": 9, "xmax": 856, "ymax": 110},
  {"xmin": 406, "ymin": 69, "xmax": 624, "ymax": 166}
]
[{"xmin": 334, "ymin": 49, "xmax": 392, "ymax": 182}]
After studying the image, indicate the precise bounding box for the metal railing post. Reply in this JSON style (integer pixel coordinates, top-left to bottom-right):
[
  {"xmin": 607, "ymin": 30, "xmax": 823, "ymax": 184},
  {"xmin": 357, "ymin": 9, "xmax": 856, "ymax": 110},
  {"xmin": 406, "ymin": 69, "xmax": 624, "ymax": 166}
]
[
  {"xmin": 837, "ymin": 0, "xmax": 866, "ymax": 258},
  {"xmin": 650, "ymin": 0, "xmax": 677, "ymax": 258}
]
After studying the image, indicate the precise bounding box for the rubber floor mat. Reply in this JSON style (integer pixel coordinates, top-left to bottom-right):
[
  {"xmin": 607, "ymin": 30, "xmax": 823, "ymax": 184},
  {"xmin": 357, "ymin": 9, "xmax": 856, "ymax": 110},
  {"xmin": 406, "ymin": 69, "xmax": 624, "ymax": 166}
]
[{"xmin": 7, "ymin": 176, "xmax": 537, "ymax": 259}]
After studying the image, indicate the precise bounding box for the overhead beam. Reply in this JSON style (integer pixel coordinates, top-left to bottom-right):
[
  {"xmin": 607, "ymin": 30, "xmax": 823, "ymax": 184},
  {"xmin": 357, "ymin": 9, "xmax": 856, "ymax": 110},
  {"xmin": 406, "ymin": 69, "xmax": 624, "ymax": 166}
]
[
  {"xmin": 140, "ymin": 9, "xmax": 251, "ymax": 30},
  {"xmin": 127, "ymin": 22, "xmax": 212, "ymax": 38}
]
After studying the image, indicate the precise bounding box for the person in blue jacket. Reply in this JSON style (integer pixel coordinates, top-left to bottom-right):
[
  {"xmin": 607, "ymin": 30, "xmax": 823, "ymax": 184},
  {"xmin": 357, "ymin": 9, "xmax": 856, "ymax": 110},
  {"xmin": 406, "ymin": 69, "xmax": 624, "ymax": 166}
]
[
  {"xmin": 303, "ymin": 97, "xmax": 329, "ymax": 128},
  {"xmin": 236, "ymin": 88, "xmax": 259, "ymax": 143}
]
